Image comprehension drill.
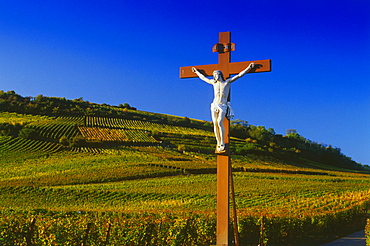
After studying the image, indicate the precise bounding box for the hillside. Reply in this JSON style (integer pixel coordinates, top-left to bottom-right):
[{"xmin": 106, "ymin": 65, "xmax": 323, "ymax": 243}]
[
  {"xmin": 0, "ymin": 90, "xmax": 366, "ymax": 172},
  {"xmin": 1, "ymin": 91, "xmax": 370, "ymax": 245}
]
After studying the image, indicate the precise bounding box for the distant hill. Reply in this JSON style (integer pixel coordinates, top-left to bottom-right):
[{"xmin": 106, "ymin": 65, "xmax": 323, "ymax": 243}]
[{"xmin": 0, "ymin": 90, "xmax": 366, "ymax": 172}]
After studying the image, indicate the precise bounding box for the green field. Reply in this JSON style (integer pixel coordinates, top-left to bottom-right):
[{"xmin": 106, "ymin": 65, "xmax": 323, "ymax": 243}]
[{"xmin": 0, "ymin": 108, "xmax": 369, "ymax": 245}]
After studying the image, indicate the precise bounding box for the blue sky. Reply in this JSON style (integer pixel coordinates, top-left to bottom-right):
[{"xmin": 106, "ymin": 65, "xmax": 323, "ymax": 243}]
[{"xmin": 0, "ymin": 0, "xmax": 369, "ymax": 164}]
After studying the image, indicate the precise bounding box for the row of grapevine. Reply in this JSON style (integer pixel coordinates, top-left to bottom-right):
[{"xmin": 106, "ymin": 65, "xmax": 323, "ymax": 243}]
[
  {"xmin": 68, "ymin": 146, "xmax": 101, "ymax": 154},
  {"xmin": 84, "ymin": 116, "xmax": 213, "ymax": 137},
  {"xmin": 0, "ymin": 211, "xmax": 216, "ymax": 246},
  {"xmin": 28, "ymin": 123, "xmax": 80, "ymax": 140},
  {"xmin": 0, "ymin": 186, "xmax": 211, "ymax": 209},
  {"xmin": 26, "ymin": 116, "xmax": 84, "ymax": 140},
  {"xmin": 0, "ymin": 202, "xmax": 367, "ymax": 246},
  {"xmin": 2, "ymin": 172, "xmax": 369, "ymax": 217},
  {"xmin": 0, "ymin": 112, "xmax": 53, "ymax": 125},
  {"xmin": 0, "ymin": 137, "xmax": 62, "ymax": 155},
  {"xmin": 124, "ymin": 129, "xmax": 158, "ymax": 143},
  {"xmin": 0, "ymin": 136, "xmax": 19, "ymax": 149},
  {"xmin": 78, "ymin": 126, "xmax": 158, "ymax": 143},
  {"xmin": 78, "ymin": 126, "xmax": 127, "ymax": 142},
  {"xmin": 57, "ymin": 115, "xmax": 84, "ymax": 125}
]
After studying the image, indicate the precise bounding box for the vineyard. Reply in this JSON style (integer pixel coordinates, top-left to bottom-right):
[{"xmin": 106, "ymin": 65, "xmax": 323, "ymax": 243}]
[
  {"xmin": 83, "ymin": 116, "xmax": 213, "ymax": 137},
  {"xmin": 0, "ymin": 112, "xmax": 53, "ymax": 125},
  {"xmin": 0, "ymin": 136, "xmax": 62, "ymax": 157},
  {"xmin": 78, "ymin": 126, "xmax": 158, "ymax": 143},
  {"xmin": 0, "ymin": 109, "xmax": 370, "ymax": 245},
  {"xmin": 0, "ymin": 170, "xmax": 369, "ymax": 245},
  {"xmin": 0, "ymin": 113, "xmax": 212, "ymax": 146}
]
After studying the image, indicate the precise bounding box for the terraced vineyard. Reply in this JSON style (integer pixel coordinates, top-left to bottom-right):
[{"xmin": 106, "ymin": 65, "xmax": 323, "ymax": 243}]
[
  {"xmin": 0, "ymin": 113, "xmax": 212, "ymax": 146},
  {"xmin": 78, "ymin": 126, "xmax": 158, "ymax": 143},
  {"xmin": 85, "ymin": 116, "xmax": 213, "ymax": 137},
  {"xmin": 29, "ymin": 122, "xmax": 80, "ymax": 140},
  {"xmin": 0, "ymin": 110, "xmax": 369, "ymax": 245},
  {"xmin": 0, "ymin": 136, "xmax": 62, "ymax": 156},
  {"xmin": 0, "ymin": 112, "xmax": 53, "ymax": 125}
]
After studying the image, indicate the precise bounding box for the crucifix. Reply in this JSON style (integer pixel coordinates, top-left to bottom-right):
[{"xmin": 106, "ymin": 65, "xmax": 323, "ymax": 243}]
[{"xmin": 180, "ymin": 31, "xmax": 271, "ymax": 246}]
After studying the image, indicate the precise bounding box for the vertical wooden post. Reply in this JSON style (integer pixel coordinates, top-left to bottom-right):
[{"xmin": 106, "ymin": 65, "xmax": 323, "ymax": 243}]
[
  {"xmin": 82, "ymin": 222, "xmax": 92, "ymax": 246},
  {"xmin": 216, "ymin": 31, "xmax": 232, "ymax": 246},
  {"xmin": 216, "ymin": 117, "xmax": 231, "ymax": 245},
  {"xmin": 103, "ymin": 223, "xmax": 112, "ymax": 246},
  {"xmin": 26, "ymin": 218, "xmax": 36, "ymax": 246}
]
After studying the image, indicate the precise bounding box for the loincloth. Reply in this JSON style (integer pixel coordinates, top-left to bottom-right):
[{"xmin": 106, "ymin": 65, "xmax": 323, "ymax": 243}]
[{"xmin": 210, "ymin": 102, "xmax": 234, "ymax": 119}]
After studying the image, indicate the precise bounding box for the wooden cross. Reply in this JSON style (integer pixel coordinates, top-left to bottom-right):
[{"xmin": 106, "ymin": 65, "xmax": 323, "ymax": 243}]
[{"xmin": 180, "ymin": 31, "xmax": 271, "ymax": 246}]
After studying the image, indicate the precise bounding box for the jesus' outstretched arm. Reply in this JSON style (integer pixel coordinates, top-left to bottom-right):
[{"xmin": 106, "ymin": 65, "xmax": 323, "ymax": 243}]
[
  {"xmin": 229, "ymin": 62, "xmax": 255, "ymax": 83},
  {"xmin": 192, "ymin": 67, "xmax": 213, "ymax": 84}
]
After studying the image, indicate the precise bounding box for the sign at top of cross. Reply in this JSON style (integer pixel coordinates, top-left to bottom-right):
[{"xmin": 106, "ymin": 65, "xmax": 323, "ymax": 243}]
[
  {"xmin": 180, "ymin": 31, "xmax": 271, "ymax": 79},
  {"xmin": 180, "ymin": 31, "xmax": 271, "ymax": 153}
]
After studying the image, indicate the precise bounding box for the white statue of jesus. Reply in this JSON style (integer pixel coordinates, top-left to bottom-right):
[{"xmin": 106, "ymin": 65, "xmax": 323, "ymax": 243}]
[{"xmin": 192, "ymin": 63, "xmax": 254, "ymax": 153}]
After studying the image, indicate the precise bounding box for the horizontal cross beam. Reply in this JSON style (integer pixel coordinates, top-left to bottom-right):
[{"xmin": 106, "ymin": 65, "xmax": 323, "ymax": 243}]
[{"xmin": 179, "ymin": 59, "xmax": 271, "ymax": 79}]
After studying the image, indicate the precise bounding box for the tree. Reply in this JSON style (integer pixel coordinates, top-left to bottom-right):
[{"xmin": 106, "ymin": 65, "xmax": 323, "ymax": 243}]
[
  {"xmin": 231, "ymin": 119, "xmax": 248, "ymax": 127},
  {"xmin": 18, "ymin": 128, "xmax": 38, "ymax": 140},
  {"xmin": 70, "ymin": 136, "xmax": 86, "ymax": 147},
  {"xmin": 6, "ymin": 90, "xmax": 16, "ymax": 95},
  {"xmin": 234, "ymin": 142, "xmax": 257, "ymax": 155},
  {"xmin": 230, "ymin": 119, "xmax": 249, "ymax": 139},
  {"xmin": 59, "ymin": 136, "xmax": 70, "ymax": 146},
  {"xmin": 267, "ymin": 128, "xmax": 276, "ymax": 135},
  {"xmin": 248, "ymin": 125, "xmax": 273, "ymax": 143},
  {"xmin": 0, "ymin": 123, "xmax": 22, "ymax": 136},
  {"xmin": 286, "ymin": 132, "xmax": 305, "ymax": 141},
  {"xmin": 286, "ymin": 129, "xmax": 297, "ymax": 135},
  {"xmin": 35, "ymin": 94, "xmax": 44, "ymax": 103},
  {"xmin": 52, "ymin": 107, "xmax": 60, "ymax": 115},
  {"xmin": 118, "ymin": 103, "xmax": 136, "ymax": 110}
]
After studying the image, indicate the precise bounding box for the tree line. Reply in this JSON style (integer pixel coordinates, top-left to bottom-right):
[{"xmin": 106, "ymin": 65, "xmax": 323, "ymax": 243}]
[
  {"xmin": 230, "ymin": 119, "xmax": 367, "ymax": 171},
  {"xmin": 0, "ymin": 90, "xmax": 136, "ymax": 117},
  {"xmin": 0, "ymin": 91, "xmax": 205, "ymax": 129}
]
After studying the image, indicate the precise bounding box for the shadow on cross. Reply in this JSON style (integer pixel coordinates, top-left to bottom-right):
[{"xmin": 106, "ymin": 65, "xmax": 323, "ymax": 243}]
[
  {"xmin": 250, "ymin": 63, "xmax": 264, "ymax": 73},
  {"xmin": 195, "ymin": 63, "xmax": 265, "ymax": 78}
]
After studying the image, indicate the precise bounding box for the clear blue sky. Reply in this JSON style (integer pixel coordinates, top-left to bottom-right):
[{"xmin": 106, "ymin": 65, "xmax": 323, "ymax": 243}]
[{"xmin": 0, "ymin": 0, "xmax": 369, "ymax": 164}]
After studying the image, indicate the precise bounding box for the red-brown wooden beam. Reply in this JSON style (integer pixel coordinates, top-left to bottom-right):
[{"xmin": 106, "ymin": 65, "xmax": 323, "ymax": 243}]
[
  {"xmin": 215, "ymin": 31, "xmax": 232, "ymax": 246},
  {"xmin": 179, "ymin": 59, "xmax": 271, "ymax": 78}
]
